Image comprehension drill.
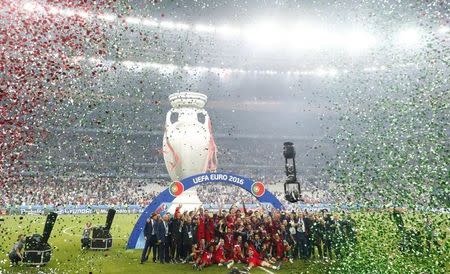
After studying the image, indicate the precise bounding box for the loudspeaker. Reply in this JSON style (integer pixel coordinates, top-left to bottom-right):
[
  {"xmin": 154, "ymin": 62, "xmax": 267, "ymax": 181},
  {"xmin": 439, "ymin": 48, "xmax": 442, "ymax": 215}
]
[
  {"xmin": 91, "ymin": 237, "xmax": 113, "ymax": 250},
  {"xmin": 104, "ymin": 208, "xmax": 116, "ymax": 231},
  {"xmin": 23, "ymin": 212, "xmax": 58, "ymax": 266},
  {"xmin": 90, "ymin": 208, "xmax": 115, "ymax": 250},
  {"xmin": 42, "ymin": 212, "xmax": 58, "ymax": 243},
  {"xmin": 92, "ymin": 227, "xmax": 111, "ymax": 239}
]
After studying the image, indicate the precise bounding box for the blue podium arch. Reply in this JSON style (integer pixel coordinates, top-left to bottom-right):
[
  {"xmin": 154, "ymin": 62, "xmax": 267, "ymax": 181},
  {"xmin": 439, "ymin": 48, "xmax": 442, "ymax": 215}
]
[{"xmin": 127, "ymin": 172, "xmax": 284, "ymax": 249}]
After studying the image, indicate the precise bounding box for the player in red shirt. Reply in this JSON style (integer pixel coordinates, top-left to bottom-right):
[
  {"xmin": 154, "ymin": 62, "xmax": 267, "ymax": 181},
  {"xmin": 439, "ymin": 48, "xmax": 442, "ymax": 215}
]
[
  {"xmin": 197, "ymin": 208, "xmax": 206, "ymax": 241},
  {"xmin": 214, "ymin": 238, "xmax": 232, "ymax": 266},
  {"xmin": 273, "ymin": 233, "xmax": 285, "ymax": 261},
  {"xmin": 226, "ymin": 235, "xmax": 245, "ymax": 269},
  {"xmin": 204, "ymin": 212, "xmax": 215, "ymax": 243},
  {"xmin": 193, "ymin": 244, "xmax": 214, "ymax": 271},
  {"xmin": 244, "ymin": 244, "xmax": 280, "ymax": 271},
  {"xmin": 223, "ymin": 225, "xmax": 234, "ymax": 258}
]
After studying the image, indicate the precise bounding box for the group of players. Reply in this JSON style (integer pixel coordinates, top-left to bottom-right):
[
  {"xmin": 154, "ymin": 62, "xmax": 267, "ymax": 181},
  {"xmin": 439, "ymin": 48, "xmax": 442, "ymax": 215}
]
[{"xmin": 140, "ymin": 203, "xmax": 356, "ymax": 272}]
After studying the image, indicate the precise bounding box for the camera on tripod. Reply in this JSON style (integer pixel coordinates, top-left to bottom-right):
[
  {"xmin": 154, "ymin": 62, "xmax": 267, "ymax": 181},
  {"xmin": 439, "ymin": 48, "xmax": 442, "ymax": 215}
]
[
  {"xmin": 283, "ymin": 142, "xmax": 302, "ymax": 203},
  {"xmin": 23, "ymin": 212, "xmax": 58, "ymax": 266}
]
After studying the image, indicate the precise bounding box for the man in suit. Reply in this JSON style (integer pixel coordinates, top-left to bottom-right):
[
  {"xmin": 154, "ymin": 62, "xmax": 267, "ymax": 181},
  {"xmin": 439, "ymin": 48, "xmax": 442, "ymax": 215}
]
[
  {"xmin": 170, "ymin": 207, "xmax": 183, "ymax": 262},
  {"xmin": 303, "ymin": 211, "xmax": 314, "ymax": 259},
  {"xmin": 295, "ymin": 213, "xmax": 308, "ymax": 259},
  {"xmin": 181, "ymin": 216, "xmax": 195, "ymax": 262},
  {"xmin": 157, "ymin": 213, "xmax": 171, "ymax": 263},
  {"xmin": 140, "ymin": 212, "xmax": 158, "ymax": 264}
]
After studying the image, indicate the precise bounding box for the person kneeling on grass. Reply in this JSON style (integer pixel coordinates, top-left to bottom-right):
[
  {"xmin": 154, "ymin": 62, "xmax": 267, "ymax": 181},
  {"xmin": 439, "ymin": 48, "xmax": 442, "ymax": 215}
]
[
  {"xmin": 260, "ymin": 242, "xmax": 277, "ymax": 265},
  {"xmin": 244, "ymin": 245, "xmax": 280, "ymax": 271},
  {"xmin": 81, "ymin": 222, "xmax": 92, "ymax": 250},
  {"xmin": 9, "ymin": 234, "xmax": 25, "ymax": 266},
  {"xmin": 185, "ymin": 243, "xmax": 201, "ymax": 264},
  {"xmin": 193, "ymin": 244, "xmax": 214, "ymax": 270}
]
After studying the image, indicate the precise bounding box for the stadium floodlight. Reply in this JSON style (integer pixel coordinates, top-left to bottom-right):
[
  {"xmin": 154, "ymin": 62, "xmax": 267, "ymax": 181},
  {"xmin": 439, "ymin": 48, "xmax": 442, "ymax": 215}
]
[
  {"xmin": 396, "ymin": 28, "xmax": 421, "ymax": 47},
  {"xmin": 438, "ymin": 25, "xmax": 449, "ymax": 34},
  {"xmin": 97, "ymin": 13, "xmax": 117, "ymax": 22},
  {"xmin": 195, "ymin": 24, "xmax": 216, "ymax": 33},
  {"xmin": 71, "ymin": 56, "xmax": 85, "ymax": 63},
  {"xmin": 76, "ymin": 10, "xmax": 92, "ymax": 19},
  {"xmin": 125, "ymin": 16, "xmax": 141, "ymax": 25},
  {"xmin": 217, "ymin": 24, "xmax": 241, "ymax": 38},
  {"xmin": 22, "ymin": 1, "xmax": 45, "ymax": 13},
  {"xmin": 142, "ymin": 19, "xmax": 158, "ymax": 27},
  {"xmin": 244, "ymin": 20, "xmax": 283, "ymax": 49},
  {"xmin": 283, "ymin": 142, "xmax": 302, "ymax": 203},
  {"xmin": 158, "ymin": 64, "xmax": 177, "ymax": 74},
  {"xmin": 328, "ymin": 68, "xmax": 338, "ymax": 76},
  {"xmin": 290, "ymin": 21, "xmax": 334, "ymax": 49},
  {"xmin": 58, "ymin": 8, "xmax": 76, "ymax": 17},
  {"xmin": 160, "ymin": 21, "xmax": 189, "ymax": 30},
  {"xmin": 346, "ymin": 31, "xmax": 377, "ymax": 51},
  {"xmin": 160, "ymin": 21, "xmax": 175, "ymax": 29},
  {"xmin": 88, "ymin": 57, "xmax": 102, "ymax": 64},
  {"xmin": 175, "ymin": 23, "xmax": 190, "ymax": 30},
  {"xmin": 48, "ymin": 6, "xmax": 59, "ymax": 14}
]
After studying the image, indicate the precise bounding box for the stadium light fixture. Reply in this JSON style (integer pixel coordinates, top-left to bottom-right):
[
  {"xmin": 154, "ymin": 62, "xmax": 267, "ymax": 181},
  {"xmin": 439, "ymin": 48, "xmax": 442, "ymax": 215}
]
[
  {"xmin": 58, "ymin": 8, "xmax": 76, "ymax": 17},
  {"xmin": 22, "ymin": 1, "xmax": 45, "ymax": 13},
  {"xmin": 125, "ymin": 16, "xmax": 141, "ymax": 25},
  {"xmin": 97, "ymin": 13, "xmax": 117, "ymax": 22},
  {"xmin": 397, "ymin": 28, "xmax": 421, "ymax": 47},
  {"xmin": 195, "ymin": 24, "xmax": 216, "ymax": 33},
  {"xmin": 160, "ymin": 21, "xmax": 175, "ymax": 29},
  {"xmin": 346, "ymin": 31, "xmax": 377, "ymax": 51},
  {"xmin": 216, "ymin": 24, "xmax": 241, "ymax": 38},
  {"xmin": 438, "ymin": 25, "xmax": 449, "ymax": 34},
  {"xmin": 48, "ymin": 6, "xmax": 59, "ymax": 14},
  {"xmin": 175, "ymin": 23, "xmax": 190, "ymax": 30},
  {"xmin": 142, "ymin": 19, "xmax": 158, "ymax": 27},
  {"xmin": 160, "ymin": 21, "xmax": 189, "ymax": 30},
  {"xmin": 76, "ymin": 10, "xmax": 92, "ymax": 19},
  {"xmin": 244, "ymin": 20, "xmax": 284, "ymax": 49}
]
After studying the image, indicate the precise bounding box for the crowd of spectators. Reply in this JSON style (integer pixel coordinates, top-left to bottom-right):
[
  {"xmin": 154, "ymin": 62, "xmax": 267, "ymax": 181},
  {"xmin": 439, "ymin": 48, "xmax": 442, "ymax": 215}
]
[
  {"xmin": 1, "ymin": 176, "xmax": 326, "ymax": 208},
  {"xmin": 1, "ymin": 177, "xmax": 162, "ymax": 207},
  {"xmin": 197, "ymin": 184, "xmax": 259, "ymax": 205}
]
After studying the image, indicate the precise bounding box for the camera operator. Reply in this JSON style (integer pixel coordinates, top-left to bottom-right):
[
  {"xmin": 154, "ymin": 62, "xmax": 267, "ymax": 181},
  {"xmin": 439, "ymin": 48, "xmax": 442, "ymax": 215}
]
[
  {"xmin": 9, "ymin": 234, "xmax": 25, "ymax": 266},
  {"xmin": 81, "ymin": 222, "xmax": 92, "ymax": 250}
]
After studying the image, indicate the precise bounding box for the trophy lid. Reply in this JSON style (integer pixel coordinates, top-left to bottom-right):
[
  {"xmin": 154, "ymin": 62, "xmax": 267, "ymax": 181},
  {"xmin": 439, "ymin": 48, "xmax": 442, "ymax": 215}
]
[{"xmin": 168, "ymin": 92, "xmax": 208, "ymax": 109}]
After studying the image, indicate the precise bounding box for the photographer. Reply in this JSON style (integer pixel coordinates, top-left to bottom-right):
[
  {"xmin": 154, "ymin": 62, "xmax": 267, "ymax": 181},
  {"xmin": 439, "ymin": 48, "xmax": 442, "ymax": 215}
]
[{"xmin": 9, "ymin": 234, "xmax": 25, "ymax": 266}]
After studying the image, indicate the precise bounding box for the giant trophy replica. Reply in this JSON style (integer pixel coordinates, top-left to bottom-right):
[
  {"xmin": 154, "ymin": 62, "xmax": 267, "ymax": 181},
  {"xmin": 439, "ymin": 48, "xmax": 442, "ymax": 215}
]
[{"xmin": 162, "ymin": 92, "xmax": 218, "ymax": 211}]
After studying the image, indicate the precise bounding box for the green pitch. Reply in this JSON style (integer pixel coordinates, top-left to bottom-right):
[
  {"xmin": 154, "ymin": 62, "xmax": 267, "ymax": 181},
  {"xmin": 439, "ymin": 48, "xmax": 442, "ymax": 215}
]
[
  {"xmin": 0, "ymin": 214, "xmax": 323, "ymax": 274},
  {"xmin": 0, "ymin": 212, "xmax": 448, "ymax": 273}
]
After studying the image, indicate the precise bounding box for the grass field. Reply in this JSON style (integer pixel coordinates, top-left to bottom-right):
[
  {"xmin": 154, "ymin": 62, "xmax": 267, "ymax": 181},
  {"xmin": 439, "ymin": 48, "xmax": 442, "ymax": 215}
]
[
  {"xmin": 0, "ymin": 212, "xmax": 448, "ymax": 273},
  {"xmin": 0, "ymin": 214, "xmax": 326, "ymax": 274}
]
